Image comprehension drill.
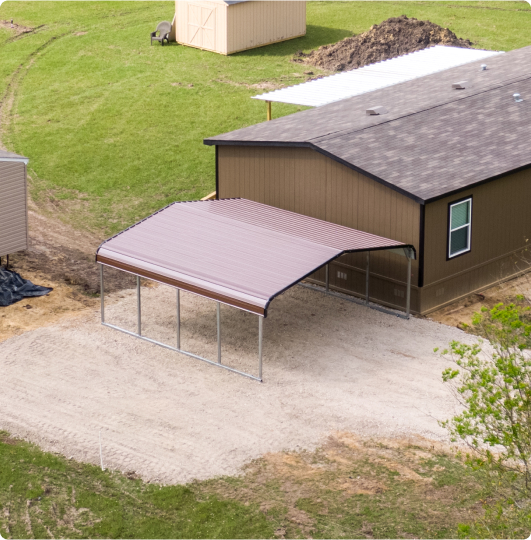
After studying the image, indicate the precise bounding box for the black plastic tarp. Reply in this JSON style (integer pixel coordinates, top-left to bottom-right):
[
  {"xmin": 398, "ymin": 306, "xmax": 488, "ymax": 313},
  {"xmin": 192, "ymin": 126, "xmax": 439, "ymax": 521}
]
[{"xmin": 0, "ymin": 267, "xmax": 53, "ymax": 307}]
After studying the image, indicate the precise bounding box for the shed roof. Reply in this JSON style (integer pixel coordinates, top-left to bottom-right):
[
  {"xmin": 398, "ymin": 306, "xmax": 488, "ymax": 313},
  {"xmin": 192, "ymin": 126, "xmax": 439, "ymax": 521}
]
[
  {"xmin": 205, "ymin": 45, "xmax": 531, "ymax": 203},
  {"xmin": 96, "ymin": 199, "xmax": 412, "ymax": 316},
  {"xmin": 252, "ymin": 46, "xmax": 502, "ymax": 107},
  {"xmin": 0, "ymin": 150, "xmax": 29, "ymax": 164}
]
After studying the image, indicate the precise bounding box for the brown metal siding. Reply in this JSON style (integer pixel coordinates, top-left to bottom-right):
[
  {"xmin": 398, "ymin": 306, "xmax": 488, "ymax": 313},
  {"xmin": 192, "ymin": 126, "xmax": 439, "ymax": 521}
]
[
  {"xmin": 421, "ymin": 167, "xmax": 531, "ymax": 313},
  {"xmin": 0, "ymin": 161, "xmax": 28, "ymax": 257},
  {"xmin": 218, "ymin": 146, "xmax": 421, "ymax": 312}
]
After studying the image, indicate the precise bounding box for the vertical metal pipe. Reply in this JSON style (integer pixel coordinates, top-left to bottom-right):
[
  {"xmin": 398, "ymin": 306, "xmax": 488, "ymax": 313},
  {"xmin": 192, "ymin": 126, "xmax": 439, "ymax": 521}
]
[
  {"xmin": 365, "ymin": 252, "xmax": 370, "ymax": 305},
  {"xmin": 266, "ymin": 101, "xmax": 272, "ymax": 121},
  {"xmin": 176, "ymin": 288, "xmax": 181, "ymax": 350},
  {"xmin": 258, "ymin": 316, "xmax": 263, "ymax": 381},
  {"xmin": 325, "ymin": 264, "xmax": 329, "ymax": 292},
  {"xmin": 406, "ymin": 256, "xmax": 412, "ymax": 318},
  {"xmin": 100, "ymin": 264, "xmax": 104, "ymax": 323},
  {"xmin": 217, "ymin": 302, "xmax": 221, "ymax": 364},
  {"xmin": 137, "ymin": 276, "xmax": 141, "ymax": 336}
]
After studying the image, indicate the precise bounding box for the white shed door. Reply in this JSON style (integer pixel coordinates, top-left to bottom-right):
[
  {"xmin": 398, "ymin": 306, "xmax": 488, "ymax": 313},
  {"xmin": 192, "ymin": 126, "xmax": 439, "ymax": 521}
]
[{"xmin": 188, "ymin": 4, "xmax": 216, "ymax": 51}]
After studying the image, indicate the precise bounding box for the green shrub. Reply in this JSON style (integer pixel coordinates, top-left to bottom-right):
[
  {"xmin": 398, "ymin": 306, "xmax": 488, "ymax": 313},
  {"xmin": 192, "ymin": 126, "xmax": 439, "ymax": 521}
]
[{"xmin": 437, "ymin": 302, "xmax": 531, "ymax": 536}]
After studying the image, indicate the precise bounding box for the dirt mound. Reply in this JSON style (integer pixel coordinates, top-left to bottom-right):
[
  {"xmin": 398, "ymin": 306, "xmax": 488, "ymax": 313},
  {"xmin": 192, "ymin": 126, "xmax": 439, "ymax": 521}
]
[{"xmin": 295, "ymin": 15, "xmax": 473, "ymax": 72}]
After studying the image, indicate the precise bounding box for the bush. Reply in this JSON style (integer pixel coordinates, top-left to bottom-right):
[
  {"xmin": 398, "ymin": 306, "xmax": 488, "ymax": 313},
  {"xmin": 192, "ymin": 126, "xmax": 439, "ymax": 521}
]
[{"xmin": 437, "ymin": 302, "xmax": 531, "ymax": 536}]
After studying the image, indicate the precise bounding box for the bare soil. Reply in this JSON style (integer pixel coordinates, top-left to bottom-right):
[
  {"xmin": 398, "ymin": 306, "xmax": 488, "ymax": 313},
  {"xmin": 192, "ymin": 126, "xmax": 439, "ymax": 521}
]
[
  {"xmin": 1, "ymin": 199, "xmax": 136, "ymax": 342},
  {"xmin": 427, "ymin": 271, "xmax": 531, "ymax": 328},
  {"xmin": 0, "ymin": 19, "xmax": 34, "ymax": 37},
  {"xmin": 295, "ymin": 15, "xmax": 473, "ymax": 72},
  {"xmin": 200, "ymin": 433, "xmax": 482, "ymax": 538}
]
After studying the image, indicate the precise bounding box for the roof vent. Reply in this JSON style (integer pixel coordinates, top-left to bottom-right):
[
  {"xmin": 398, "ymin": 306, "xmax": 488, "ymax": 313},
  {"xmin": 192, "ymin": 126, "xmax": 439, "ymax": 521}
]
[
  {"xmin": 366, "ymin": 106, "xmax": 388, "ymax": 116},
  {"xmin": 480, "ymin": 64, "xmax": 487, "ymax": 71},
  {"xmin": 514, "ymin": 93, "xmax": 523, "ymax": 103},
  {"xmin": 452, "ymin": 81, "xmax": 467, "ymax": 90}
]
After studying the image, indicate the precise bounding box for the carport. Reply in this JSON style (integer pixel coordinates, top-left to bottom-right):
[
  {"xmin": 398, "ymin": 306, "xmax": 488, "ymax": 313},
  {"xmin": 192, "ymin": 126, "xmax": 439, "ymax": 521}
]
[{"xmin": 96, "ymin": 198, "xmax": 415, "ymax": 381}]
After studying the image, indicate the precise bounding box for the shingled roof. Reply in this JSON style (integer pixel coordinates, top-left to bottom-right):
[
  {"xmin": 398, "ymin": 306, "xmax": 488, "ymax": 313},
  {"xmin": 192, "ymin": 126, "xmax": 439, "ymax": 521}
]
[{"xmin": 204, "ymin": 46, "xmax": 531, "ymax": 203}]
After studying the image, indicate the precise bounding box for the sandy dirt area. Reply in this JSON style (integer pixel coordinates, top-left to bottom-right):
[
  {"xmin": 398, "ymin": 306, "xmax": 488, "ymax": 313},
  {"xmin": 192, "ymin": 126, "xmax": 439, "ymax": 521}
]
[{"xmin": 0, "ymin": 282, "xmax": 471, "ymax": 484}]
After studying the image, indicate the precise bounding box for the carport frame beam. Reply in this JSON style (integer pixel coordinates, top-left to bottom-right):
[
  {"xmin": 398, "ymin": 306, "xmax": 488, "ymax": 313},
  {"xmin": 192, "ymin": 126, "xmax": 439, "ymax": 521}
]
[{"xmin": 99, "ymin": 264, "xmax": 264, "ymax": 382}]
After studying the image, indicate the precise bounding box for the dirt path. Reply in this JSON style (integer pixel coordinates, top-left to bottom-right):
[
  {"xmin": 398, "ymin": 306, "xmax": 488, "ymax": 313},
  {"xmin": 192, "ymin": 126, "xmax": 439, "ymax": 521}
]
[{"xmin": 0, "ymin": 284, "xmax": 470, "ymax": 484}]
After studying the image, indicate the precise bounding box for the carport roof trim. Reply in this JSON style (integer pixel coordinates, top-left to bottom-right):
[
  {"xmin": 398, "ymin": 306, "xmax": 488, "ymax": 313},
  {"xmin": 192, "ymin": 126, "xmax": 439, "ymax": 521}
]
[
  {"xmin": 0, "ymin": 150, "xmax": 29, "ymax": 164},
  {"xmin": 96, "ymin": 198, "xmax": 414, "ymax": 317}
]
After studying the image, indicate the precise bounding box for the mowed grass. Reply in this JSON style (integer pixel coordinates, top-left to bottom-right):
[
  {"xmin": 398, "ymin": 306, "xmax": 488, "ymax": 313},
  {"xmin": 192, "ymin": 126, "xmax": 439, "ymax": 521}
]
[
  {"xmin": 4, "ymin": 430, "xmax": 527, "ymax": 540},
  {"xmin": 1, "ymin": 1, "xmax": 531, "ymax": 234},
  {"xmin": 0, "ymin": 431, "xmax": 273, "ymax": 539},
  {"xmin": 1, "ymin": 2, "xmax": 530, "ymax": 234}
]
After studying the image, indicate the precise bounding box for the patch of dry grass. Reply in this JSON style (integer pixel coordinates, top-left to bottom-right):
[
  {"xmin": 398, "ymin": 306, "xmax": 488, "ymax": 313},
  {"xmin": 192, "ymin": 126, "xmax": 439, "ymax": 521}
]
[{"xmin": 198, "ymin": 433, "xmax": 487, "ymax": 539}]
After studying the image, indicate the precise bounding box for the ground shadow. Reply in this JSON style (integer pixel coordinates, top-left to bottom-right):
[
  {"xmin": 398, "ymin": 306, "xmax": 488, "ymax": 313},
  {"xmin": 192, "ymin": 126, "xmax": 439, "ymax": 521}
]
[{"xmin": 232, "ymin": 24, "xmax": 352, "ymax": 58}]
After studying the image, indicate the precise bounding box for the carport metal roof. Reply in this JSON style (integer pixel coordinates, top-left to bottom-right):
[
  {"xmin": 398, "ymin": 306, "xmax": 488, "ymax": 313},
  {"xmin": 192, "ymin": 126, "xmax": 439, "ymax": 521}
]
[
  {"xmin": 96, "ymin": 198, "xmax": 414, "ymax": 317},
  {"xmin": 252, "ymin": 46, "xmax": 502, "ymax": 108},
  {"xmin": 96, "ymin": 199, "xmax": 415, "ymax": 381}
]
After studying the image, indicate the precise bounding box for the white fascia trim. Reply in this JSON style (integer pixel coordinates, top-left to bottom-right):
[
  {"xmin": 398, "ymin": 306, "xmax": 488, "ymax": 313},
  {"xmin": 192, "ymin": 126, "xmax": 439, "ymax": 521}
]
[{"xmin": 0, "ymin": 157, "xmax": 29, "ymax": 164}]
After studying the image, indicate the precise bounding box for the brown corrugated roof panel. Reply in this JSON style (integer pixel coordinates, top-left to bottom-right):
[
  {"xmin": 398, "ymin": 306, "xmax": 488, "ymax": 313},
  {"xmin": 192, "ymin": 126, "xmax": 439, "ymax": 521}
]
[{"xmin": 96, "ymin": 199, "xmax": 412, "ymax": 316}]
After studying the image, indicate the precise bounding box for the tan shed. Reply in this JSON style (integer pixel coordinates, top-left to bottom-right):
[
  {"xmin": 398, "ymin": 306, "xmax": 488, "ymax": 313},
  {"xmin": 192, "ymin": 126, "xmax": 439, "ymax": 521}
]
[
  {"xmin": 0, "ymin": 150, "xmax": 29, "ymax": 260},
  {"xmin": 172, "ymin": 0, "xmax": 306, "ymax": 55}
]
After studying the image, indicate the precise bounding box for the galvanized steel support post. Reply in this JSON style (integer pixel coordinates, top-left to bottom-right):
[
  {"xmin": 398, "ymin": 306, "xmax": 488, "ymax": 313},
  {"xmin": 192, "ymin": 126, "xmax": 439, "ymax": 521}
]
[
  {"xmin": 325, "ymin": 264, "xmax": 329, "ymax": 292},
  {"xmin": 101, "ymin": 271, "xmax": 262, "ymax": 382},
  {"xmin": 217, "ymin": 302, "xmax": 221, "ymax": 364},
  {"xmin": 137, "ymin": 276, "xmax": 141, "ymax": 336},
  {"xmin": 406, "ymin": 256, "xmax": 412, "ymax": 318},
  {"xmin": 365, "ymin": 252, "xmax": 370, "ymax": 305},
  {"xmin": 258, "ymin": 316, "xmax": 263, "ymax": 381},
  {"xmin": 176, "ymin": 289, "xmax": 181, "ymax": 350},
  {"xmin": 100, "ymin": 264, "xmax": 104, "ymax": 323}
]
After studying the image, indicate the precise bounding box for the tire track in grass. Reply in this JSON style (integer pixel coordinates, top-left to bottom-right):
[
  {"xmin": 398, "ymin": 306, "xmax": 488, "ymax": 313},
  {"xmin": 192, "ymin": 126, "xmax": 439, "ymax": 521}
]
[{"xmin": 0, "ymin": 31, "xmax": 68, "ymax": 149}]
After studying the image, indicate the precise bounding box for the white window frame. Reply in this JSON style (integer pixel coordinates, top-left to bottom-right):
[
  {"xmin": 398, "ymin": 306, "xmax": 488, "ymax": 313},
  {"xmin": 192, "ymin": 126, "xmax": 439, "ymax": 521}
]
[{"xmin": 448, "ymin": 198, "xmax": 472, "ymax": 259}]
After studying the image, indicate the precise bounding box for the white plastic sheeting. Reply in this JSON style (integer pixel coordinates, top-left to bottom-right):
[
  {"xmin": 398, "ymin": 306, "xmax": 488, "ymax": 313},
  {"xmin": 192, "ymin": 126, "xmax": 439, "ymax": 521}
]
[{"xmin": 252, "ymin": 46, "xmax": 502, "ymax": 107}]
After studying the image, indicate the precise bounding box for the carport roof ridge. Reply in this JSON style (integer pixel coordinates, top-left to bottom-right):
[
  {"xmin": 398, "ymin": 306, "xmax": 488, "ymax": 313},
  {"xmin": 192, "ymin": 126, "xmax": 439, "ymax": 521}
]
[
  {"xmin": 96, "ymin": 198, "xmax": 413, "ymax": 316},
  {"xmin": 204, "ymin": 45, "xmax": 531, "ymax": 203}
]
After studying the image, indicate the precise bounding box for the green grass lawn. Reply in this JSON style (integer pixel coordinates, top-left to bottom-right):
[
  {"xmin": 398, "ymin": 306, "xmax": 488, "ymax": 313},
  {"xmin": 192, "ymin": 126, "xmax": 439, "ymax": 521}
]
[
  {"xmin": 4, "ymin": 430, "xmax": 529, "ymax": 539},
  {"xmin": 0, "ymin": 432, "xmax": 273, "ymax": 539},
  {"xmin": 1, "ymin": 1, "xmax": 530, "ymax": 234}
]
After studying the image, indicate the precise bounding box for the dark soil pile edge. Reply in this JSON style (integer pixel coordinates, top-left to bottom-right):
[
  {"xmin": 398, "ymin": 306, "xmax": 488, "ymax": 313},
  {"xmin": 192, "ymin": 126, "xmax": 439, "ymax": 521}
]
[{"xmin": 295, "ymin": 15, "xmax": 473, "ymax": 72}]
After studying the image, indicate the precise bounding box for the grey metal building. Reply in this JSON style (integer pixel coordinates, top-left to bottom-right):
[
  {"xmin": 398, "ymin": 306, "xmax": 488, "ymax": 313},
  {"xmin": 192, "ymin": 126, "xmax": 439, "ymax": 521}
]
[{"xmin": 0, "ymin": 150, "xmax": 29, "ymax": 260}]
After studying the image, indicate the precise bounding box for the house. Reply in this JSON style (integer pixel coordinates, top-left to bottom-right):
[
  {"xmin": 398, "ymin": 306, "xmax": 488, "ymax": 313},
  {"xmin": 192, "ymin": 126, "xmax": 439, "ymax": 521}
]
[
  {"xmin": 171, "ymin": 0, "xmax": 306, "ymax": 55},
  {"xmin": 0, "ymin": 150, "xmax": 29, "ymax": 264},
  {"xmin": 204, "ymin": 45, "xmax": 531, "ymax": 315}
]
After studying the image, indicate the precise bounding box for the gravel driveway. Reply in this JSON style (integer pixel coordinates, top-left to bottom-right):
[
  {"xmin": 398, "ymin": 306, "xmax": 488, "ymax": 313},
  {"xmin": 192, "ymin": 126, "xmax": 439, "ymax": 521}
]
[{"xmin": 0, "ymin": 284, "xmax": 469, "ymax": 484}]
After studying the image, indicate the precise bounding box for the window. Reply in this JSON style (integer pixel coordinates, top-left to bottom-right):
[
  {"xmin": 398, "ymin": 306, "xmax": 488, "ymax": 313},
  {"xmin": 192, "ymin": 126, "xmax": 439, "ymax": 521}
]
[{"xmin": 448, "ymin": 198, "xmax": 472, "ymax": 258}]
